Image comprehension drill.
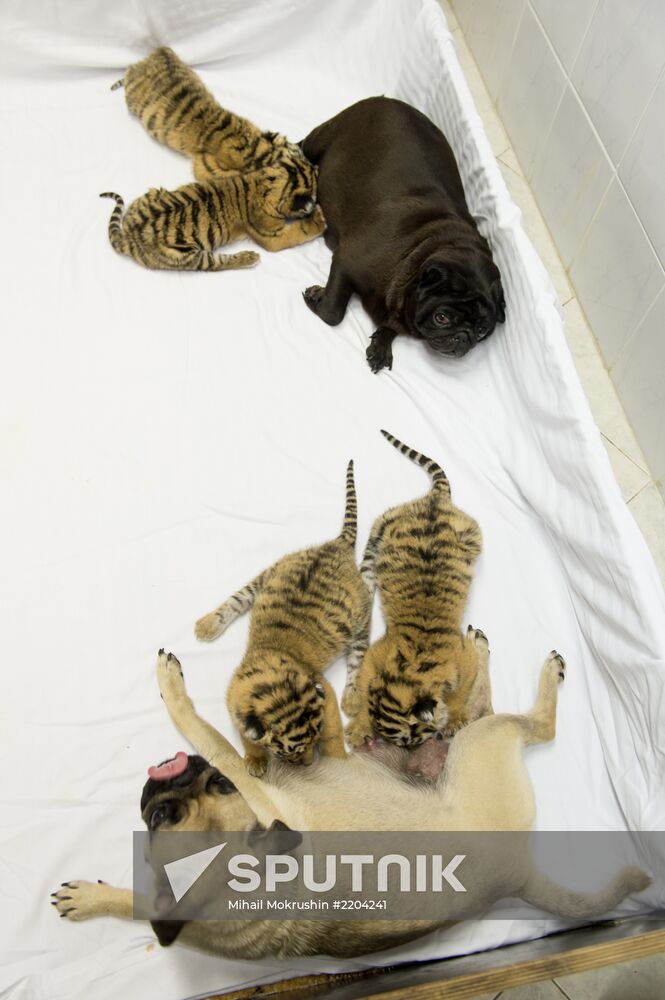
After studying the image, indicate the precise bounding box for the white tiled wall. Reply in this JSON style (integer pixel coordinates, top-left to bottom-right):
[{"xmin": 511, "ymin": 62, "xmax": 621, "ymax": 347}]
[{"xmin": 451, "ymin": 0, "xmax": 665, "ymax": 496}]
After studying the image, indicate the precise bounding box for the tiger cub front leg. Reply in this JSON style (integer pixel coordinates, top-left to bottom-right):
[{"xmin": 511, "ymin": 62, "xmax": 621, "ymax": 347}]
[
  {"xmin": 444, "ymin": 627, "xmax": 492, "ymax": 735},
  {"xmin": 241, "ymin": 734, "xmax": 269, "ymax": 778},
  {"xmin": 250, "ymin": 207, "xmax": 325, "ymax": 252},
  {"xmin": 341, "ymin": 605, "xmax": 371, "ymax": 718},
  {"xmin": 195, "ymin": 571, "xmax": 266, "ymax": 642},
  {"xmin": 318, "ymin": 677, "xmax": 347, "ymax": 760},
  {"xmin": 192, "ymin": 155, "xmax": 241, "ymax": 182},
  {"xmin": 345, "ymin": 704, "xmax": 373, "ymax": 750}
]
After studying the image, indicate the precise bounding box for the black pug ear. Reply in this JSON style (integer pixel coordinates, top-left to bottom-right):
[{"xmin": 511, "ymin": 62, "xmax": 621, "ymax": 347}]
[
  {"xmin": 247, "ymin": 819, "xmax": 303, "ymax": 853},
  {"xmin": 413, "ymin": 697, "xmax": 437, "ymax": 722},
  {"xmin": 150, "ymin": 919, "xmax": 187, "ymax": 947},
  {"xmin": 208, "ymin": 771, "xmax": 237, "ymax": 795},
  {"xmin": 244, "ymin": 713, "xmax": 265, "ymax": 742},
  {"xmin": 416, "ymin": 262, "xmax": 447, "ymax": 301},
  {"xmin": 491, "ymin": 277, "xmax": 506, "ymax": 324}
]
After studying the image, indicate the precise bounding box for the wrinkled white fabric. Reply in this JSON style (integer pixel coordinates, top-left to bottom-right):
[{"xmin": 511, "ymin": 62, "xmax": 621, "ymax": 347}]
[{"xmin": 1, "ymin": 0, "xmax": 664, "ymax": 997}]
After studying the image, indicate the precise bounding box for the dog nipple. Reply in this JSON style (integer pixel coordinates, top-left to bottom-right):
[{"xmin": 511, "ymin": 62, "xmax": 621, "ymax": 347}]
[{"xmin": 148, "ymin": 751, "xmax": 189, "ymax": 781}]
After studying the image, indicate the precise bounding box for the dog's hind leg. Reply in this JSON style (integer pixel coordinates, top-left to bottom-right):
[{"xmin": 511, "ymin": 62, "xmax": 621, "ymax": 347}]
[
  {"xmin": 303, "ymin": 252, "xmax": 353, "ymax": 326},
  {"xmin": 520, "ymin": 651, "xmax": 565, "ymax": 745},
  {"xmin": 195, "ymin": 570, "xmax": 267, "ymax": 642},
  {"xmin": 343, "ymin": 601, "xmax": 371, "ymax": 715},
  {"xmin": 463, "ymin": 625, "xmax": 494, "ymax": 721},
  {"xmin": 440, "ymin": 652, "xmax": 566, "ymax": 829}
]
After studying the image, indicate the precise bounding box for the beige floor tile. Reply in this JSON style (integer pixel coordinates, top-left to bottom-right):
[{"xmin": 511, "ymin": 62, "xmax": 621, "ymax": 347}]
[
  {"xmin": 629, "ymin": 483, "xmax": 665, "ymax": 586},
  {"xmin": 554, "ymin": 951, "xmax": 665, "ymax": 999},
  {"xmin": 499, "ymin": 981, "xmax": 564, "ymax": 999},
  {"xmin": 442, "ymin": 12, "xmax": 665, "ymax": 598},
  {"xmin": 497, "ymin": 158, "xmax": 573, "ymax": 305},
  {"xmin": 562, "ymin": 299, "xmax": 650, "ymax": 471},
  {"xmin": 497, "ymin": 146, "xmax": 524, "ymax": 178},
  {"xmin": 453, "ymin": 32, "xmax": 512, "ymax": 157},
  {"xmin": 603, "ymin": 436, "xmax": 651, "ymax": 502}
]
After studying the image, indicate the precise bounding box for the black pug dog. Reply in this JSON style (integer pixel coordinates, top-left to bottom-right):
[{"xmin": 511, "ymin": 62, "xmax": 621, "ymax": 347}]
[{"xmin": 301, "ymin": 96, "xmax": 505, "ymax": 373}]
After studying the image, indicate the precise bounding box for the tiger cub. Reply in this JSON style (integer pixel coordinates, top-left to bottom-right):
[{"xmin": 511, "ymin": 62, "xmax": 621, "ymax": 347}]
[
  {"xmin": 112, "ymin": 46, "xmax": 317, "ymax": 217},
  {"xmin": 195, "ymin": 462, "xmax": 372, "ymax": 777},
  {"xmin": 344, "ymin": 430, "xmax": 483, "ymax": 749},
  {"xmin": 100, "ymin": 171, "xmax": 325, "ymax": 271}
]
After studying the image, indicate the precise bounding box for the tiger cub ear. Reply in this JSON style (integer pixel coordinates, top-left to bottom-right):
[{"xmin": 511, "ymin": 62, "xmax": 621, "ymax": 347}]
[
  {"xmin": 244, "ymin": 713, "xmax": 265, "ymax": 742},
  {"xmin": 314, "ymin": 682, "xmax": 325, "ymax": 696},
  {"xmin": 412, "ymin": 697, "xmax": 437, "ymax": 722}
]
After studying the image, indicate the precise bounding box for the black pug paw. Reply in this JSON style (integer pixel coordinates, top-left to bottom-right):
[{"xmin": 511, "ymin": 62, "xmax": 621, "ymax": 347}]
[
  {"xmin": 302, "ymin": 285, "xmax": 325, "ymax": 315},
  {"xmin": 366, "ymin": 329, "xmax": 394, "ymax": 373}
]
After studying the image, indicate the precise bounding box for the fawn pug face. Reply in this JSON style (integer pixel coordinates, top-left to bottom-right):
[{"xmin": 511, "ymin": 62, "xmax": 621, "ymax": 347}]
[
  {"xmin": 140, "ymin": 754, "xmax": 256, "ymax": 833},
  {"xmin": 410, "ymin": 257, "xmax": 505, "ymax": 358}
]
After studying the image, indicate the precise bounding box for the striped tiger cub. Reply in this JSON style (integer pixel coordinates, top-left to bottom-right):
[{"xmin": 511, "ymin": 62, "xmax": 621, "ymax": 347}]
[
  {"xmin": 100, "ymin": 171, "xmax": 325, "ymax": 271},
  {"xmin": 112, "ymin": 47, "xmax": 317, "ymax": 218},
  {"xmin": 195, "ymin": 462, "xmax": 372, "ymax": 777},
  {"xmin": 344, "ymin": 430, "xmax": 483, "ymax": 749}
]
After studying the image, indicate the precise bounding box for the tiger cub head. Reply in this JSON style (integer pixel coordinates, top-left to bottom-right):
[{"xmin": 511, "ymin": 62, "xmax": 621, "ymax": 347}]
[
  {"xmin": 254, "ymin": 134, "xmax": 319, "ymax": 220},
  {"xmin": 368, "ymin": 678, "xmax": 451, "ymax": 747},
  {"xmin": 366, "ymin": 634, "xmax": 478, "ymax": 747},
  {"xmin": 234, "ymin": 655, "xmax": 326, "ymax": 764}
]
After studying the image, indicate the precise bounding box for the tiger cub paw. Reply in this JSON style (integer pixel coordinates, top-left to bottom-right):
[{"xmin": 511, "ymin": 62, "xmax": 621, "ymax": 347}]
[
  {"xmin": 442, "ymin": 713, "xmax": 468, "ymax": 739},
  {"xmin": 345, "ymin": 720, "xmax": 370, "ymax": 750},
  {"xmin": 341, "ymin": 683, "xmax": 360, "ymax": 719},
  {"xmin": 244, "ymin": 754, "xmax": 268, "ymax": 778},
  {"xmin": 195, "ymin": 612, "xmax": 223, "ymax": 642},
  {"xmin": 304, "ymin": 204, "xmax": 326, "ymax": 235}
]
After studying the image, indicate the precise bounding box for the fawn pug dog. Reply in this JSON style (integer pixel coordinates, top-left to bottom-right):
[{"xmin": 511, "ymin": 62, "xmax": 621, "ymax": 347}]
[{"xmin": 51, "ymin": 645, "xmax": 649, "ymax": 960}]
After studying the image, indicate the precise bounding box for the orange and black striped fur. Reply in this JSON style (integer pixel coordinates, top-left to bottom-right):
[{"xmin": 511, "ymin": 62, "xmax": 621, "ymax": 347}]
[
  {"xmin": 344, "ymin": 431, "xmax": 483, "ymax": 749},
  {"xmin": 195, "ymin": 462, "xmax": 372, "ymax": 777},
  {"xmin": 100, "ymin": 172, "xmax": 324, "ymax": 271},
  {"xmin": 112, "ymin": 47, "xmax": 317, "ymax": 217}
]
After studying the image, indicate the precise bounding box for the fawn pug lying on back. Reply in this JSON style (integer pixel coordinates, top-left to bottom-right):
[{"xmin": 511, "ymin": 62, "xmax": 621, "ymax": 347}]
[
  {"xmin": 195, "ymin": 461, "xmax": 371, "ymax": 776},
  {"xmin": 344, "ymin": 431, "xmax": 483, "ymax": 749},
  {"xmin": 51, "ymin": 648, "xmax": 649, "ymax": 959}
]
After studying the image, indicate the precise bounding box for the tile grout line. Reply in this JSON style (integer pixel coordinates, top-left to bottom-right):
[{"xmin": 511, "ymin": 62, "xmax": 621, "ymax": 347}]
[
  {"xmin": 600, "ymin": 432, "xmax": 650, "ymax": 477},
  {"xmin": 627, "ymin": 480, "xmax": 653, "ymax": 506},
  {"xmin": 552, "ymin": 978, "xmax": 575, "ymax": 1000}
]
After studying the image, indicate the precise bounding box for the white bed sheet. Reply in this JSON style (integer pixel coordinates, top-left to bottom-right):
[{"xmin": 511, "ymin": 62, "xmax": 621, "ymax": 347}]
[{"xmin": 1, "ymin": 0, "xmax": 664, "ymax": 997}]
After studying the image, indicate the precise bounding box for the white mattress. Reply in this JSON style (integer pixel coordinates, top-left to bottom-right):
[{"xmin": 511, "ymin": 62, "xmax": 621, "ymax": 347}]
[{"xmin": 2, "ymin": 0, "xmax": 664, "ymax": 997}]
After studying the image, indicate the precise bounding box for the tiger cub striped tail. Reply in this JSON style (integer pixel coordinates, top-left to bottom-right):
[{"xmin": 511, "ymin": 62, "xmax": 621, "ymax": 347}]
[
  {"xmin": 380, "ymin": 429, "xmax": 450, "ymax": 498},
  {"xmin": 110, "ymin": 78, "xmax": 124, "ymax": 91},
  {"xmin": 340, "ymin": 460, "xmax": 358, "ymax": 545},
  {"xmin": 99, "ymin": 192, "xmax": 127, "ymax": 255}
]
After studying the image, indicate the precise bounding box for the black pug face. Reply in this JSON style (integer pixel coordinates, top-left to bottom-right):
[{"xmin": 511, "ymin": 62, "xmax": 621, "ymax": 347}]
[{"xmin": 411, "ymin": 259, "xmax": 505, "ymax": 357}]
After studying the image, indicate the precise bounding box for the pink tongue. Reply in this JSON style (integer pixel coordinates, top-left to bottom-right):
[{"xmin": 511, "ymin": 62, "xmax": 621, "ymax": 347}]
[{"xmin": 148, "ymin": 751, "xmax": 189, "ymax": 781}]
